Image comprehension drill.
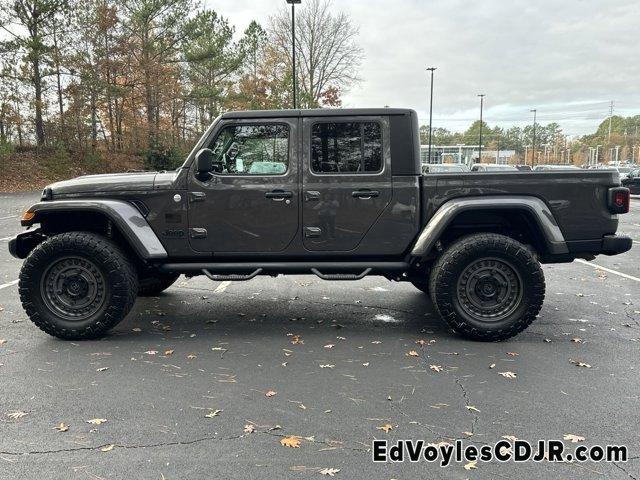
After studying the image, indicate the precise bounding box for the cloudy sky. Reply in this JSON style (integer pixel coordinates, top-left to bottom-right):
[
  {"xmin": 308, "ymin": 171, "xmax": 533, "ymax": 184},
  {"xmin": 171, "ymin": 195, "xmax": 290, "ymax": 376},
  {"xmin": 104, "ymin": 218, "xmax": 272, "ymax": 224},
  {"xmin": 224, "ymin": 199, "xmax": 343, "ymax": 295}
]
[{"xmin": 208, "ymin": 0, "xmax": 639, "ymax": 136}]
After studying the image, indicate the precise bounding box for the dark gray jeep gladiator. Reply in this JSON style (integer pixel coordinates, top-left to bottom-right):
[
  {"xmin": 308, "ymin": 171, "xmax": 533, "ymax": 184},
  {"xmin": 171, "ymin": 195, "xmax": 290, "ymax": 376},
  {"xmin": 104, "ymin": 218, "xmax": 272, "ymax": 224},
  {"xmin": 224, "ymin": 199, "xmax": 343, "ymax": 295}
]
[{"xmin": 9, "ymin": 108, "xmax": 633, "ymax": 341}]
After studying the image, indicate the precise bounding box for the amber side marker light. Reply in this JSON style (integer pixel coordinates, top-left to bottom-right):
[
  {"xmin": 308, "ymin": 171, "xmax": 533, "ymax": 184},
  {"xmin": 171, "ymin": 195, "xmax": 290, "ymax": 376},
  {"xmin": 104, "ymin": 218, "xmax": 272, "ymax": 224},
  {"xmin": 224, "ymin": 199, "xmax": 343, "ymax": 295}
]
[{"xmin": 21, "ymin": 211, "xmax": 35, "ymax": 222}]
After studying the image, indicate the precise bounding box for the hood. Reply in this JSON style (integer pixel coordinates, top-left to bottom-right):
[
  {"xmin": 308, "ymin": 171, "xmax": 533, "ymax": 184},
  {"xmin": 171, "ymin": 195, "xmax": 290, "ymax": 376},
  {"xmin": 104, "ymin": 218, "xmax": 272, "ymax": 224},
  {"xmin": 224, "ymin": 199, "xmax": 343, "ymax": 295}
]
[{"xmin": 48, "ymin": 172, "xmax": 158, "ymax": 196}]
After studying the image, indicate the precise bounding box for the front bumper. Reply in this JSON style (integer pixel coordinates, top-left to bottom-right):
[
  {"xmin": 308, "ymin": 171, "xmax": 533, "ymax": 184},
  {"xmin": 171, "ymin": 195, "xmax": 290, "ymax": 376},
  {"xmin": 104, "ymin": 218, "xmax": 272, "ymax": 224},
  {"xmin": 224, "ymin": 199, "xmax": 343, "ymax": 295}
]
[{"xmin": 7, "ymin": 229, "xmax": 47, "ymax": 259}]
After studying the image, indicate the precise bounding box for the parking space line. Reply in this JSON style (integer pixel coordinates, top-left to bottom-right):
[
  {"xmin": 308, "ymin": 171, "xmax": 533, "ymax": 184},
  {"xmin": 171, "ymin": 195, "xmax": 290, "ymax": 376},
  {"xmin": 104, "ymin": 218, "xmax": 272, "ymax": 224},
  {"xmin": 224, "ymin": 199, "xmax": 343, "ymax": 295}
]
[
  {"xmin": 0, "ymin": 280, "xmax": 19, "ymax": 291},
  {"xmin": 575, "ymin": 259, "xmax": 640, "ymax": 282},
  {"xmin": 0, "ymin": 236, "xmax": 14, "ymax": 242},
  {"xmin": 214, "ymin": 281, "xmax": 232, "ymax": 293},
  {"xmin": 0, "ymin": 215, "xmax": 18, "ymax": 221}
]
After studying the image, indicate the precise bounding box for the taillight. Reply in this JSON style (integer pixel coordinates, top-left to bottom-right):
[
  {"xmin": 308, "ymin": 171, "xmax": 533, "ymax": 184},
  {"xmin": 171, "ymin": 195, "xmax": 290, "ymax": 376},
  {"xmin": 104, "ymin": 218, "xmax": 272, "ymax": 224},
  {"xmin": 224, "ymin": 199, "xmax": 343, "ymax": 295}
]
[{"xmin": 608, "ymin": 187, "xmax": 630, "ymax": 214}]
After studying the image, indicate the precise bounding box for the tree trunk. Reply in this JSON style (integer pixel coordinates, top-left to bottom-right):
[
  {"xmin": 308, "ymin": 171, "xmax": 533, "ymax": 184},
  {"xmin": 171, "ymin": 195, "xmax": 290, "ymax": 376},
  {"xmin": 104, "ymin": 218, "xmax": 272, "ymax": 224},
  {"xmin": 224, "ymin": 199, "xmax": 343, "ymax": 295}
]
[{"xmin": 32, "ymin": 57, "xmax": 45, "ymax": 146}]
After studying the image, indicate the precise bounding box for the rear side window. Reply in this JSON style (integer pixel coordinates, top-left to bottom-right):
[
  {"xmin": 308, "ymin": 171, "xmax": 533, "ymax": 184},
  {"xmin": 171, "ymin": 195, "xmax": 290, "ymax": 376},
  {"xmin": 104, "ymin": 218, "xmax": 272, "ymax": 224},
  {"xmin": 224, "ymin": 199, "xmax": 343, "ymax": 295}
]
[{"xmin": 311, "ymin": 122, "xmax": 382, "ymax": 174}]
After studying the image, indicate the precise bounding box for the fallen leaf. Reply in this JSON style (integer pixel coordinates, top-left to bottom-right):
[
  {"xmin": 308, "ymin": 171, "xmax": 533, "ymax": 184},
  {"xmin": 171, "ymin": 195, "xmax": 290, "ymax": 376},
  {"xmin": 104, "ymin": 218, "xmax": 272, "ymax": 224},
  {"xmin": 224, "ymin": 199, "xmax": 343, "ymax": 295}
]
[
  {"xmin": 132, "ymin": 328, "xmax": 142, "ymax": 332},
  {"xmin": 502, "ymin": 435, "xmax": 518, "ymax": 442},
  {"xmin": 466, "ymin": 406, "xmax": 481, "ymax": 413},
  {"xmin": 569, "ymin": 359, "xmax": 592, "ymax": 368},
  {"xmin": 407, "ymin": 350, "xmax": 419, "ymax": 357},
  {"xmin": 299, "ymin": 404, "xmax": 307, "ymax": 410},
  {"xmin": 54, "ymin": 422, "xmax": 69, "ymax": 432},
  {"xmin": 0, "ymin": 339, "xmax": 6, "ymax": 345},
  {"xmin": 164, "ymin": 349, "xmax": 174, "ymax": 356},
  {"xmin": 291, "ymin": 335, "xmax": 304, "ymax": 345},
  {"xmin": 265, "ymin": 390, "xmax": 277, "ymax": 397},
  {"xmin": 244, "ymin": 424, "xmax": 255, "ymax": 434},
  {"xmin": 362, "ymin": 362, "xmax": 370, "ymax": 367},
  {"xmin": 377, "ymin": 424, "xmax": 394, "ymax": 433},
  {"xmin": 506, "ymin": 352, "xmax": 519, "ymax": 357},
  {"xmin": 563, "ymin": 434, "xmax": 585, "ymax": 443},
  {"xmin": 571, "ymin": 337, "xmax": 583, "ymax": 343},
  {"xmin": 6, "ymin": 411, "xmax": 28, "ymax": 420},
  {"xmin": 187, "ymin": 353, "xmax": 197, "ymax": 359},
  {"xmin": 489, "ymin": 363, "xmax": 496, "ymax": 369},
  {"xmin": 144, "ymin": 350, "xmax": 158, "ymax": 355},
  {"xmin": 319, "ymin": 468, "xmax": 341, "ymax": 476},
  {"xmin": 463, "ymin": 431, "xmax": 473, "ymax": 437},
  {"xmin": 430, "ymin": 365, "xmax": 443, "ymax": 373},
  {"xmin": 464, "ymin": 460, "xmax": 478, "ymax": 470},
  {"xmin": 371, "ymin": 341, "xmax": 382, "ymax": 344},
  {"xmin": 100, "ymin": 444, "xmax": 115, "ymax": 452},
  {"xmin": 86, "ymin": 418, "xmax": 107, "ymax": 425},
  {"xmin": 96, "ymin": 367, "xmax": 109, "ymax": 372},
  {"xmin": 205, "ymin": 409, "xmax": 222, "ymax": 418},
  {"xmin": 280, "ymin": 436, "xmax": 301, "ymax": 448},
  {"xmin": 324, "ymin": 344, "xmax": 335, "ymax": 349},
  {"xmin": 498, "ymin": 371, "xmax": 517, "ymax": 379},
  {"xmin": 319, "ymin": 364, "xmax": 335, "ymax": 369}
]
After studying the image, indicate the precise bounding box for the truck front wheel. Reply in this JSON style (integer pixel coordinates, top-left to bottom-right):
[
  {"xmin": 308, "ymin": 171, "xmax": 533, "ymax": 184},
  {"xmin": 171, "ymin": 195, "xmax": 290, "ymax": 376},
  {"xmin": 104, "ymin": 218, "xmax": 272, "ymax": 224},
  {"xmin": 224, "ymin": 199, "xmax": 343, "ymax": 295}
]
[
  {"xmin": 19, "ymin": 232, "xmax": 138, "ymax": 340},
  {"xmin": 429, "ymin": 233, "xmax": 545, "ymax": 341}
]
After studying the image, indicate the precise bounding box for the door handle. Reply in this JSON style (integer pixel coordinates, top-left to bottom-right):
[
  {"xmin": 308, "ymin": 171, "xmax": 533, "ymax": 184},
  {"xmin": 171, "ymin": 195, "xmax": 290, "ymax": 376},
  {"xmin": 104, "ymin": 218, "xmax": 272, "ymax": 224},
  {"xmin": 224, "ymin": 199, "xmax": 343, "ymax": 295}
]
[
  {"xmin": 265, "ymin": 190, "xmax": 293, "ymax": 201},
  {"xmin": 352, "ymin": 190, "xmax": 379, "ymax": 199}
]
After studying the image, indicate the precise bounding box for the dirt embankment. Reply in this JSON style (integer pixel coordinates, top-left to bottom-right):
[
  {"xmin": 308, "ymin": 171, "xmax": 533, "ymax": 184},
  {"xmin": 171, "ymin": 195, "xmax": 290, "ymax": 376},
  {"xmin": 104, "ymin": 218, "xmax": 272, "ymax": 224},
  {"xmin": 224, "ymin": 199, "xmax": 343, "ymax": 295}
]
[{"xmin": 0, "ymin": 150, "xmax": 145, "ymax": 192}]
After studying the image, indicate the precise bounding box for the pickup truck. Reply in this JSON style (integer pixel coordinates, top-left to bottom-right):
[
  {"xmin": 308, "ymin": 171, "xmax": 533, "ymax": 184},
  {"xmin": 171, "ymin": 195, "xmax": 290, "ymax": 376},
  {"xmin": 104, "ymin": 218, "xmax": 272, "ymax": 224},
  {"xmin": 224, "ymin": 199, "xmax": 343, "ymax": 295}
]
[{"xmin": 9, "ymin": 108, "xmax": 632, "ymax": 341}]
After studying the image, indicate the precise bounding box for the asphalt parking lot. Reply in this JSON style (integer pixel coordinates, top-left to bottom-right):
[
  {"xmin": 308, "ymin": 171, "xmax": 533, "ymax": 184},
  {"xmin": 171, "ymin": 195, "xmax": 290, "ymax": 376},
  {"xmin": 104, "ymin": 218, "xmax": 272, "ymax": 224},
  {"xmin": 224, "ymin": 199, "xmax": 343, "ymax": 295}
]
[{"xmin": 1, "ymin": 192, "xmax": 639, "ymax": 480}]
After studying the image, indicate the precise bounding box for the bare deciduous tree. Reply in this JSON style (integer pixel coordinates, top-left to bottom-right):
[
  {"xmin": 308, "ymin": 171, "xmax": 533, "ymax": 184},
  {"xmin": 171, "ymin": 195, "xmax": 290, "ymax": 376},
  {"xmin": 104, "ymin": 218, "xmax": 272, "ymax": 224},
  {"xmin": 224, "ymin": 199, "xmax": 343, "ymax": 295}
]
[{"xmin": 269, "ymin": 0, "xmax": 363, "ymax": 108}]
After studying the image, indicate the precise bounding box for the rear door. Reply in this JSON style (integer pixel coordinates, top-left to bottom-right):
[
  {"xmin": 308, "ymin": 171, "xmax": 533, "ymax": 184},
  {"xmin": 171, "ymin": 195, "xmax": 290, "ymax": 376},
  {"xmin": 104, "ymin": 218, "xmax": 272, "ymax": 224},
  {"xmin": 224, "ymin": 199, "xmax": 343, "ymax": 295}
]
[
  {"xmin": 301, "ymin": 116, "xmax": 392, "ymax": 251},
  {"xmin": 187, "ymin": 118, "xmax": 299, "ymax": 253}
]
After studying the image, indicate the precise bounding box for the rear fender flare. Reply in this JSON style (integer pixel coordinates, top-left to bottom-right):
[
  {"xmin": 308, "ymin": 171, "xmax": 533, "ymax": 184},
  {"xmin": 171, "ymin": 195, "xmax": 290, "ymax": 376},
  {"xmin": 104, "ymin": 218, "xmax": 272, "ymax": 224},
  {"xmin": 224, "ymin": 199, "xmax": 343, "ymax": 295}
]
[
  {"xmin": 21, "ymin": 200, "xmax": 168, "ymax": 260},
  {"xmin": 410, "ymin": 196, "xmax": 568, "ymax": 257}
]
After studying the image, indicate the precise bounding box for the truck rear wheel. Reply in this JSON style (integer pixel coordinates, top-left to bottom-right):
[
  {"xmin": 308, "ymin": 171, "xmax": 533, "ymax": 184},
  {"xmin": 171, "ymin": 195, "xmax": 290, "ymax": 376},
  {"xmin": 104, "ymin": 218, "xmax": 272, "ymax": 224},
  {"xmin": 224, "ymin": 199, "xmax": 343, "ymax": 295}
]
[
  {"xmin": 429, "ymin": 233, "xmax": 545, "ymax": 341},
  {"xmin": 138, "ymin": 272, "xmax": 180, "ymax": 297},
  {"xmin": 19, "ymin": 232, "xmax": 138, "ymax": 340}
]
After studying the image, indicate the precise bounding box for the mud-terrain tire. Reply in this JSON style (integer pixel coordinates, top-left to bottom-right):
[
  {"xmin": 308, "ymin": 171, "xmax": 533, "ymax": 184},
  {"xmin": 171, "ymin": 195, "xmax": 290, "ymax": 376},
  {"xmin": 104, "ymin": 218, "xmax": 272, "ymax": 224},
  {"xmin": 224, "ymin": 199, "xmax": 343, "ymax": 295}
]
[
  {"xmin": 429, "ymin": 233, "xmax": 545, "ymax": 341},
  {"xmin": 138, "ymin": 272, "xmax": 180, "ymax": 296},
  {"xmin": 19, "ymin": 232, "xmax": 138, "ymax": 340}
]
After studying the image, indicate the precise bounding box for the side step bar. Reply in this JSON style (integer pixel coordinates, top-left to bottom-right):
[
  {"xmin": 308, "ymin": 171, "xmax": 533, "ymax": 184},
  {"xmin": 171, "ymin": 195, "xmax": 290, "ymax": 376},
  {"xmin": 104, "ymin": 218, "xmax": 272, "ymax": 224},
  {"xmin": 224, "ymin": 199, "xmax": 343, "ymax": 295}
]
[{"xmin": 159, "ymin": 262, "xmax": 408, "ymax": 281}]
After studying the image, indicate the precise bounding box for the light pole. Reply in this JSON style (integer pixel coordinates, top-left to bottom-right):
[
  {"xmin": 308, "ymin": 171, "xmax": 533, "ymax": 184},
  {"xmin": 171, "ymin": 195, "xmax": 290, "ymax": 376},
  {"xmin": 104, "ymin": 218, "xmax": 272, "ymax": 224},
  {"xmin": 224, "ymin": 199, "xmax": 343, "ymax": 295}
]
[
  {"xmin": 286, "ymin": 0, "xmax": 301, "ymax": 109},
  {"xmin": 426, "ymin": 67, "xmax": 437, "ymax": 165},
  {"xmin": 478, "ymin": 94, "xmax": 485, "ymax": 163},
  {"xmin": 530, "ymin": 109, "xmax": 537, "ymax": 167}
]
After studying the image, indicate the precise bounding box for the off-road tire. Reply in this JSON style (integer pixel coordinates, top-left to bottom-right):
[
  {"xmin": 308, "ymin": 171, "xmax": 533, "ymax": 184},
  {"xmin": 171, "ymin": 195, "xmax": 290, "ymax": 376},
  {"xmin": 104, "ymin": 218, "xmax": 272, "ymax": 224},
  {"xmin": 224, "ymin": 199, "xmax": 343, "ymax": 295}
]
[
  {"xmin": 138, "ymin": 272, "xmax": 180, "ymax": 296},
  {"xmin": 19, "ymin": 232, "xmax": 138, "ymax": 340},
  {"xmin": 429, "ymin": 233, "xmax": 545, "ymax": 341}
]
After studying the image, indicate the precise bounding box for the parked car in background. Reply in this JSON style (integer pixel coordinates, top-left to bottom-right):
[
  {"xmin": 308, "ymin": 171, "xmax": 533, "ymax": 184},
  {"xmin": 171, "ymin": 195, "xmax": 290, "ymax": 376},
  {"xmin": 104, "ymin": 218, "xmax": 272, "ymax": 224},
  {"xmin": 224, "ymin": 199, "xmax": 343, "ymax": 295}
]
[
  {"xmin": 471, "ymin": 164, "xmax": 519, "ymax": 172},
  {"xmin": 533, "ymin": 164, "xmax": 582, "ymax": 171},
  {"xmin": 422, "ymin": 163, "xmax": 470, "ymax": 174},
  {"xmin": 622, "ymin": 168, "xmax": 640, "ymax": 194},
  {"xmin": 514, "ymin": 165, "xmax": 532, "ymax": 171},
  {"xmin": 602, "ymin": 166, "xmax": 634, "ymax": 181}
]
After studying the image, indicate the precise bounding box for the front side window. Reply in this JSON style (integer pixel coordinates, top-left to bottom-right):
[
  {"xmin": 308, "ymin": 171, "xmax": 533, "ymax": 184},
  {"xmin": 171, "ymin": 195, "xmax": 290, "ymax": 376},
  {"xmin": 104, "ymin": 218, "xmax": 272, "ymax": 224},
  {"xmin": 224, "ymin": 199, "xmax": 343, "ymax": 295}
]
[
  {"xmin": 210, "ymin": 124, "xmax": 289, "ymax": 175},
  {"xmin": 311, "ymin": 122, "xmax": 382, "ymax": 174}
]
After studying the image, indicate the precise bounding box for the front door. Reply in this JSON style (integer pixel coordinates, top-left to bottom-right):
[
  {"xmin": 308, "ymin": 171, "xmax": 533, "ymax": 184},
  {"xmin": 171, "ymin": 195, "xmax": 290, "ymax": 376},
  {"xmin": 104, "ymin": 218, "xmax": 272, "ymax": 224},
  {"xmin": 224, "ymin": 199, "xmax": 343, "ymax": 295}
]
[
  {"xmin": 301, "ymin": 117, "xmax": 392, "ymax": 251},
  {"xmin": 188, "ymin": 118, "xmax": 299, "ymax": 253}
]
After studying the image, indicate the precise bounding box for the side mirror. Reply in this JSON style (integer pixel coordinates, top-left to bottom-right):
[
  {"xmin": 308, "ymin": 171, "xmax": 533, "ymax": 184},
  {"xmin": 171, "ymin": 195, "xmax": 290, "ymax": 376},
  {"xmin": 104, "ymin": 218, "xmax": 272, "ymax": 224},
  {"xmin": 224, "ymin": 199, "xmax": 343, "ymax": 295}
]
[{"xmin": 195, "ymin": 148, "xmax": 214, "ymax": 175}]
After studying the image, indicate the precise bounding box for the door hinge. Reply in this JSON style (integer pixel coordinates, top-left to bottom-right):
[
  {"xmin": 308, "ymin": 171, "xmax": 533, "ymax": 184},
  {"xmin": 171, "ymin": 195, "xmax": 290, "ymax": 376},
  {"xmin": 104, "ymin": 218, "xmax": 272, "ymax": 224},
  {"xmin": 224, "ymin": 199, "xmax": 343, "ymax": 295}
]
[
  {"xmin": 189, "ymin": 228, "xmax": 208, "ymax": 239},
  {"xmin": 304, "ymin": 227, "xmax": 322, "ymax": 238},
  {"xmin": 189, "ymin": 192, "xmax": 206, "ymax": 203}
]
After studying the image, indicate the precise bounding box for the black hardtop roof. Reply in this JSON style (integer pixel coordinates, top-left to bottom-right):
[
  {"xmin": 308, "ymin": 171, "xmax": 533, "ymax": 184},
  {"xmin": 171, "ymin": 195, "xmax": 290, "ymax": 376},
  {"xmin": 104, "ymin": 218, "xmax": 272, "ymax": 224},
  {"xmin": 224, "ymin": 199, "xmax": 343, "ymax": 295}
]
[{"xmin": 221, "ymin": 108, "xmax": 415, "ymax": 119}]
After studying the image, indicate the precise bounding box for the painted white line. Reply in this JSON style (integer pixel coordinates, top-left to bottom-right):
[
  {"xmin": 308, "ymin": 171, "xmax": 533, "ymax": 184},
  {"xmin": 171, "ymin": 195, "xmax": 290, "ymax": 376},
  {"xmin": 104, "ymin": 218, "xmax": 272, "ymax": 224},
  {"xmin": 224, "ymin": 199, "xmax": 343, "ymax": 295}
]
[
  {"xmin": 575, "ymin": 259, "xmax": 640, "ymax": 282},
  {"xmin": 0, "ymin": 280, "xmax": 18, "ymax": 291},
  {"xmin": 0, "ymin": 215, "xmax": 18, "ymax": 221},
  {"xmin": 0, "ymin": 236, "xmax": 14, "ymax": 242},
  {"xmin": 214, "ymin": 281, "xmax": 232, "ymax": 293}
]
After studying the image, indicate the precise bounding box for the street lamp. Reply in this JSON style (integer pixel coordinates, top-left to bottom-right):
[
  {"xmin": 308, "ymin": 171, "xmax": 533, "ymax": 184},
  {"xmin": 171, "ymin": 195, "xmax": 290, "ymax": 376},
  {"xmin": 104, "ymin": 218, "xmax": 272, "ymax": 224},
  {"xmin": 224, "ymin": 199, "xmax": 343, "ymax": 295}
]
[
  {"xmin": 286, "ymin": 0, "xmax": 302, "ymax": 109},
  {"xmin": 530, "ymin": 109, "xmax": 537, "ymax": 167},
  {"xmin": 478, "ymin": 94, "xmax": 485, "ymax": 163},
  {"xmin": 426, "ymin": 67, "xmax": 437, "ymax": 165}
]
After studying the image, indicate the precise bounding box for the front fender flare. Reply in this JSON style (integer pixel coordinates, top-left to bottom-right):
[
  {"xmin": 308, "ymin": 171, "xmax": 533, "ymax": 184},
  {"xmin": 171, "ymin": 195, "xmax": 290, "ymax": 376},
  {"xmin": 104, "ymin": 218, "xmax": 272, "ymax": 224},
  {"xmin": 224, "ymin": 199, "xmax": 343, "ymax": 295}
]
[
  {"xmin": 410, "ymin": 196, "xmax": 569, "ymax": 257},
  {"xmin": 22, "ymin": 199, "xmax": 168, "ymax": 260}
]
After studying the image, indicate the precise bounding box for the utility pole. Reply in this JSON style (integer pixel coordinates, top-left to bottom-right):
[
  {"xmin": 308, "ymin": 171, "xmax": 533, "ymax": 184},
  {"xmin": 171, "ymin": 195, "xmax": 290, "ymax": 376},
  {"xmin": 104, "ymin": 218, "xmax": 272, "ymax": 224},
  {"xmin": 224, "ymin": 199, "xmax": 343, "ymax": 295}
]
[
  {"xmin": 426, "ymin": 67, "xmax": 437, "ymax": 165},
  {"xmin": 615, "ymin": 145, "xmax": 620, "ymax": 164},
  {"xmin": 530, "ymin": 109, "xmax": 537, "ymax": 167},
  {"xmin": 478, "ymin": 94, "xmax": 485, "ymax": 163},
  {"xmin": 286, "ymin": 0, "xmax": 302, "ymax": 109}
]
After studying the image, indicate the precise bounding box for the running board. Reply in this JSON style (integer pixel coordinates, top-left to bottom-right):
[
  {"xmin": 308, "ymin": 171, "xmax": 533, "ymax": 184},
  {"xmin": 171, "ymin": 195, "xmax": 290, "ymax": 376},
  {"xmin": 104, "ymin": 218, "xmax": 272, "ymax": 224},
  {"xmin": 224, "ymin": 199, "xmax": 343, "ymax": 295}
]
[
  {"xmin": 159, "ymin": 262, "xmax": 408, "ymax": 280},
  {"xmin": 202, "ymin": 268, "xmax": 263, "ymax": 282}
]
